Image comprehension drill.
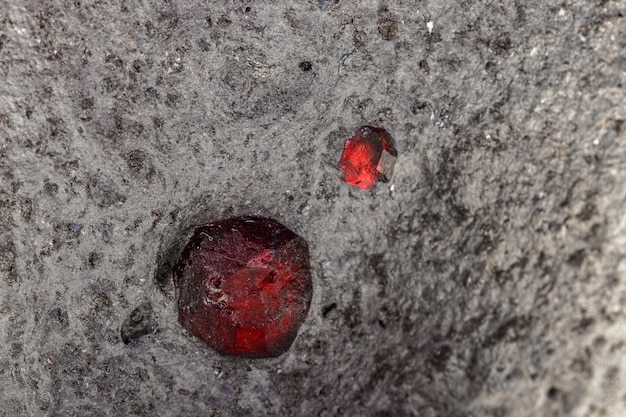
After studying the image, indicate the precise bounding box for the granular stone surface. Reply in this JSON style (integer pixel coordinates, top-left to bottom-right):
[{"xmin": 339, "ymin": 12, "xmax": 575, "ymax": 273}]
[{"xmin": 1, "ymin": 1, "xmax": 625, "ymax": 416}]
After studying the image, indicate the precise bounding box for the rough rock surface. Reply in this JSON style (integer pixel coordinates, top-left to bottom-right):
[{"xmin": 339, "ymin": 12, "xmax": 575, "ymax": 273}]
[{"xmin": 1, "ymin": 1, "xmax": 625, "ymax": 416}]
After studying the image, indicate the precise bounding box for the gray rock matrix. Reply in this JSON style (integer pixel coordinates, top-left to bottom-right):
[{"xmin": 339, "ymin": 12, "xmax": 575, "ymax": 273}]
[{"xmin": 1, "ymin": 1, "xmax": 624, "ymax": 416}]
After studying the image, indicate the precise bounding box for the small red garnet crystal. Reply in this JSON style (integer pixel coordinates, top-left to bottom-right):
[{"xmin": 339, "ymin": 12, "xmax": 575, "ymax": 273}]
[
  {"xmin": 173, "ymin": 216, "xmax": 312, "ymax": 358},
  {"xmin": 338, "ymin": 125, "xmax": 398, "ymax": 190}
]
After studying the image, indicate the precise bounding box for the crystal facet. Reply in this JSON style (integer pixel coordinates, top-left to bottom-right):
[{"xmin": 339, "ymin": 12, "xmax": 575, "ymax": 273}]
[
  {"xmin": 173, "ymin": 216, "xmax": 312, "ymax": 358},
  {"xmin": 338, "ymin": 125, "xmax": 398, "ymax": 190}
]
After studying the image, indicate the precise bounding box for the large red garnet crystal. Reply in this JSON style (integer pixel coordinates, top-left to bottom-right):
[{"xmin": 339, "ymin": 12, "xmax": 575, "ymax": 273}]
[
  {"xmin": 338, "ymin": 125, "xmax": 398, "ymax": 190},
  {"xmin": 173, "ymin": 216, "xmax": 312, "ymax": 358}
]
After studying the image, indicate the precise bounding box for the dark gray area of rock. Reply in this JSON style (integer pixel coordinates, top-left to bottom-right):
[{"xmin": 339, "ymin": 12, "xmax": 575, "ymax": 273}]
[{"xmin": 1, "ymin": 1, "xmax": 625, "ymax": 416}]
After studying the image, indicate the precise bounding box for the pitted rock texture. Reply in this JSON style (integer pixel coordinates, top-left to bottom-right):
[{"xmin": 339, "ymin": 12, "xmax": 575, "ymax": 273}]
[{"xmin": 0, "ymin": 1, "xmax": 625, "ymax": 416}]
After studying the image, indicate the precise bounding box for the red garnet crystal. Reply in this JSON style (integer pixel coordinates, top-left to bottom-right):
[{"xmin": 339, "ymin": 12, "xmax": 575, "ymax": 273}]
[
  {"xmin": 338, "ymin": 125, "xmax": 398, "ymax": 190},
  {"xmin": 173, "ymin": 216, "xmax": 312, "ymax": 358}
]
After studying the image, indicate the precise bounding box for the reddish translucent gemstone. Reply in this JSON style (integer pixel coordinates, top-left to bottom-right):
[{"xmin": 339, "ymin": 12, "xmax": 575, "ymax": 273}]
[
  {"xmin": 173, "ymin": 216, "xmax": 312, "ymax": 358},
  {"xmin": 338, "ymin": 125, "xmax": 398, "ymax": 190}
]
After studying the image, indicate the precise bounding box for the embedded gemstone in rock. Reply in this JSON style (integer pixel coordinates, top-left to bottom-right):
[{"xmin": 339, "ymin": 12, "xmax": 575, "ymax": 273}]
[
  {"xmin": 338, "ymin": 125, "xmax": 398, "ymax": 190},
  {"xmin": 172, "ymin": 216, "xmax": 312, "ymax": 358}
]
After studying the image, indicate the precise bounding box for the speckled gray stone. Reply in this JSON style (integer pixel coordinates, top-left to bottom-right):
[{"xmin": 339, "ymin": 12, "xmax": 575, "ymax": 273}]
[{"xmin": 1, "ymin": 1, "xmax": 625, "ymax": 416}]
